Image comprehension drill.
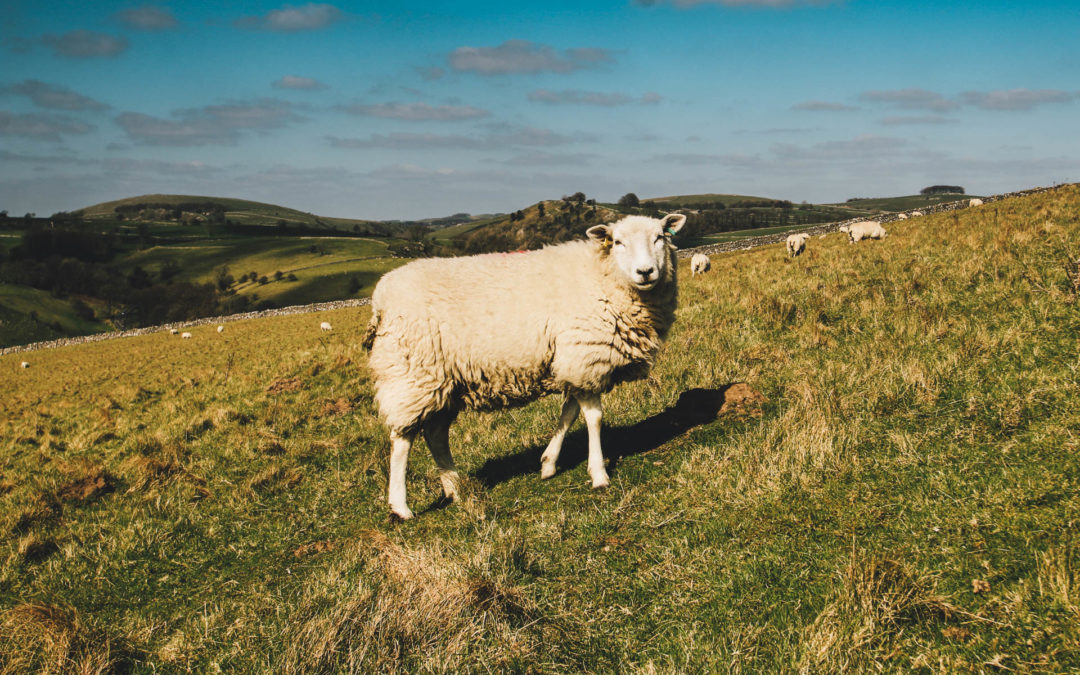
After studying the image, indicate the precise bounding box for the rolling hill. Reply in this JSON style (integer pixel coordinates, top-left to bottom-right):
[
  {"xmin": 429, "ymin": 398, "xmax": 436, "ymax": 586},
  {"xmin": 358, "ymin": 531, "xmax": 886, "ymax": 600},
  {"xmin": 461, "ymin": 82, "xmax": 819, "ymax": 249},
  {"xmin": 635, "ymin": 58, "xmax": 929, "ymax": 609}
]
[{"xmin": 2, "ymin": 185, "xmax": 1077, "ymax": 671}]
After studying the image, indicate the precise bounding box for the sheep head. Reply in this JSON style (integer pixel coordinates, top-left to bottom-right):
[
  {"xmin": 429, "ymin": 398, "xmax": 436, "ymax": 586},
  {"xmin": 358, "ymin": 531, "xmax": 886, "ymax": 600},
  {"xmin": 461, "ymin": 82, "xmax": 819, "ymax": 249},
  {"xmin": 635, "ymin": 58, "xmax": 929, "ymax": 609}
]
[{"xmin": 587, "ymin": 213, "xmax": 686, "ymax": 291}]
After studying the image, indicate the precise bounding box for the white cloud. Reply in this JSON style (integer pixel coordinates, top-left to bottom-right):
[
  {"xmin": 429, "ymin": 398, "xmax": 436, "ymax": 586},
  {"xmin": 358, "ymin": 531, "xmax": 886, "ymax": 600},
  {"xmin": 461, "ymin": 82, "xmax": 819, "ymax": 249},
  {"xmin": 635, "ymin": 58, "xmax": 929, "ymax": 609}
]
[
  {"xmin": 527, "ymin": 90, "xmax": 661, "ymax": 106},
  {"xmin": 40, "ymin": 30, "xmax": 128, "ymax": 58},
  {"xmin": 0, "ymin": 110, "xmax": 96, "ymax": 141},
  {"xmin": 792, "ymin": 100, "xmax": 857, "ymax": 112},
  {"xmin": 859, "ymin": 88, "xmax": 958, "ymax": 112},
  {"xmin": 113, "ymin": 6, "xmax": 179, "ymax": 31},
  {"xmin": 449, "ymin": 40, "xmax": 614, "ymax": 75},
  {"xmin": 272, "ymin": 75, "xmax": 329, "ymax": 90},
  {"xmin": 3, "ymin": 80, "xmax": 109, "ymax": 111},
  {"xmin": 115, "ymin": 99, "xmax": 304, "ymax": 146},
  {"xmin": 959, "ymin": 88, "xmax": 1074, "ymax": 111},
  {"xmin": 235, "ymin": 4, "xmax": 343, "ymax": 32},
  {"xmin": 335, "ymin": 102, "xmax": 489, "ymax": 121}
]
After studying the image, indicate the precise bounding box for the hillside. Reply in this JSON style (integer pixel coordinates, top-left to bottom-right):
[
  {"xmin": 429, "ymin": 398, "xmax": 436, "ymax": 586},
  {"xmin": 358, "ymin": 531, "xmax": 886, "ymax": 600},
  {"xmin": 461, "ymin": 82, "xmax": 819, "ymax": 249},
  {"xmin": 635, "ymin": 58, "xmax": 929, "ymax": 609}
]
[
  {"xmin": 2, "ymin": 185, "xmax": 1077, "ymax": 672},
  {"xmin": 433, "ymin": 198, "xmax": 623, "ymax": 253},
  {"xmin": 75, "ymin": 193, "xmax": 389, "ymax": 235},
  {"xmin": 832, "ymin": 193, "xmax": 984, "ymax": 212}
]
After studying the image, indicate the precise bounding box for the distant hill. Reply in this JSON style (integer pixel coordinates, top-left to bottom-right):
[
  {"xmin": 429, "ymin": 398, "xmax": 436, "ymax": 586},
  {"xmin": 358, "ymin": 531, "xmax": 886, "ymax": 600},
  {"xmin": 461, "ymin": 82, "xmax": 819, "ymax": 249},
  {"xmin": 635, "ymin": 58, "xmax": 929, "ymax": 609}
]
[
  {"xmin": 431, "ymin": 199, "xmax": 623, "ymax": 253},
  {"xmin": 75, "ymin": 193, "xmax": 391, "ymax": 236},
  {"xmin": 830, "ymin": 193, "xmax": 983, "ymax": 212}
]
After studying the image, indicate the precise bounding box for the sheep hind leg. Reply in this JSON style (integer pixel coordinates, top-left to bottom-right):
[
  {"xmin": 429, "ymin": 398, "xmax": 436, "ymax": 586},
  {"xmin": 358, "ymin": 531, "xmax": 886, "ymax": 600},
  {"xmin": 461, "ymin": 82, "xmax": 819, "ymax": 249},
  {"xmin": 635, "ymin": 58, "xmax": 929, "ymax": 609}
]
[
  {"xmin": 388, "ymin": 429, "xmax": 416, "ymax": 520},
  {"xmin": 577, "ymin": 393, "xmax": 609, "ymax": 489},
  {"xmin": 422, "ymin": 410, "xmax": 460, "ymax": 501},
  {"xmin": 540, "ymin": 394, "xmax": 580, "ymax": 479}
]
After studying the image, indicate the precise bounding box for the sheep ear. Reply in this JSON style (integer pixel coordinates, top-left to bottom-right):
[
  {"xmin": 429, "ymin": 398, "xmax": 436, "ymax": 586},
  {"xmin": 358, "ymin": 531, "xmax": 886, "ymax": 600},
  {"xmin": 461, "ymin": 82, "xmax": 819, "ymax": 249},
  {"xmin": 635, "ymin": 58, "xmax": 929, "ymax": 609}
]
[
  {"xmin": 586, "ymin": 224, "xmax": 611, "ymax": 242},
  {"xmin": 661, "ymin": 213, "xmax": 686, "ymax": 235}
]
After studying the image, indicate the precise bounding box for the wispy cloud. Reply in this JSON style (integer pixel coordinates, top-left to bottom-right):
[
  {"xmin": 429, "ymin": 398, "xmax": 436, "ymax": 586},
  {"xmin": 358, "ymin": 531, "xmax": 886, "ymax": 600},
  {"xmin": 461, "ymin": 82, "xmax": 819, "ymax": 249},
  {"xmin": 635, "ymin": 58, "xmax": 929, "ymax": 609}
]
[
  {"xmin": 115, "ymin": 99, "xmax": 303, "ymax": 146},
  {"xmin": 859, "ymin": 88, "xmax": 958, "ymax": 112},
  {"xmin": 113, "ymin": 6, "xmax": 179, "ymax": 31},
  {"xmin": 448, "ymin": 40, "xmax": 614, "ymax": 75},
  {"xmin": 880, "ymin": 115, "xmax": 956, "ymax": 125},
  {"xmin": 635, "ymin": 0, "xmax": 841, "ymax": 7},
  {"xmin": 3, "ymin": 80, "xmax": 109, "ymax": 111},
  {"xmin": 40, "ymin": 30, "xmax": 129, "ymax": 58},
  {"xmin": 235, "ymin": 3, "xmax": 343, "ymax": 32},
  {"xmin": 272, "ymin": 75, "xmax": 328, "ymax": 90},
  {"xmin": 772, "ymin": 134, "xmax": 908, "ymax": 161},
  {"xmin": 335, "ymin": 101, "xmax": 489, "ymax": 121},
  {"xmin": 792, "ymin": 100, "xmax": 856, "ymax": 111},
  {"xmin": 959, "ymin": 88, "xmax": 1074, "ymax": 111},
  {"xmin": 416, "ymin": 66, "xmax": 445, "ymax": 81},
  {"xmin": 329, "ymin": 124, "xmax": 596, "ymax": 151},
  {"xmin": 0, "ymin": 110, "xmax": 96, "ymax": 141},
  {"xmin": 527, "ymin": 89, "xmax": 662, "ymax": 106}
]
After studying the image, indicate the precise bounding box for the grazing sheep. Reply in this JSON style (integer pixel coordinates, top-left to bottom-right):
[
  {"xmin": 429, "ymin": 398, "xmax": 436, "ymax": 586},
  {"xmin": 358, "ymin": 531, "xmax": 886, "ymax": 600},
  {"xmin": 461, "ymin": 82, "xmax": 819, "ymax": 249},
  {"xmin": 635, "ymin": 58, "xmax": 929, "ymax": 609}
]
[
  {"xmin": 169, "ymin": 328, "xmax": 179, "ymax": 335},
  {"xmin": 20, "ymin": 361, "xmax": 29, "ymax": 369},
  {"xmin": 969, "ymin": 198, "xmax": 984, "ymax": 207},
  {"xmin": 363, "ymin": 213, "xmax": 688, "ymax": 520},
  {"xmin": 911, "ymin": 211, "xmax": 924, "ymax": 217},
  {"xmin": 896, "ymin": 213, "xmax": 908, "ymax": 220},
  {"xmin": 217, "ymin": 325, "xmax": 224, "ymax": 333},
  {"xmin": 320, "ymin": 321, "xmax": 332, "ymax": 332},
  {"xmin": 181, "ymin": 332, "xmax": 192, "ymax": 339},
  {"xmin": 785, "ymin": 232, "xmax": 810, "ymax": 257},
  {"xmin": 690, "ymin": 253, "xmax": 711, "ymax": 276},
  {"xmin": 839, "ymin": 220, "xmax": 888, "ymax": 244}
]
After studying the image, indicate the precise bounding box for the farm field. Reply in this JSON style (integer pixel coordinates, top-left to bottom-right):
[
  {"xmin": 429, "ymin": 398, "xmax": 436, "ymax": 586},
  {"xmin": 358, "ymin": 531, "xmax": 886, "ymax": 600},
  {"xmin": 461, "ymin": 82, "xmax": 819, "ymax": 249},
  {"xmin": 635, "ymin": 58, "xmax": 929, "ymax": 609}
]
[{"xmin": 1, "ymin": 186, "xmax": 1078, "ymax": 672}]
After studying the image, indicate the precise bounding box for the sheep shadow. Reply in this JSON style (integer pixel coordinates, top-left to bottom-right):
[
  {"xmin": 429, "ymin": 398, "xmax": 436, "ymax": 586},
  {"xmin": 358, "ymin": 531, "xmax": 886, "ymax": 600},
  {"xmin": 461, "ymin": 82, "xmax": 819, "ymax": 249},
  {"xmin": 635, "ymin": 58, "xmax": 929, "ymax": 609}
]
[{"xmin": 473, "ymin": 383, "xmax": 758, "ymax": 489}]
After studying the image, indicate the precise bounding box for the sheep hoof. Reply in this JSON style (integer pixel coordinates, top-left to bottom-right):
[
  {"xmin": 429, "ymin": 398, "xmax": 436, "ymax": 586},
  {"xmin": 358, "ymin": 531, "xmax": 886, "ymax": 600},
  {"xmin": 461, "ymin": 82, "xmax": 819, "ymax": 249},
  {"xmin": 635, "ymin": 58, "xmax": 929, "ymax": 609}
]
[
  {"xmin": 591, "ymin": 474, "xmax": 610, "ymax": 489},
  {"xmin": 389, "ymin": 506, "xmax": 414, "ymax": 521},
  {"xmin": 540, "ymin": 461, "xmax": 556, "ymax": 479}
]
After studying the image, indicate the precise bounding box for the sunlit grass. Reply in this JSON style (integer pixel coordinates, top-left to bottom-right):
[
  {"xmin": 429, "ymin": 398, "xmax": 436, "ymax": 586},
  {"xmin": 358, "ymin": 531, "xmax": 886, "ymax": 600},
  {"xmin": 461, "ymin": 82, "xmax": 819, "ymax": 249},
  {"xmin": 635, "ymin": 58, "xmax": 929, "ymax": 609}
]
[{"xmin": 2, "ymin": 186, "xmax": 1078, "ymax": 672}]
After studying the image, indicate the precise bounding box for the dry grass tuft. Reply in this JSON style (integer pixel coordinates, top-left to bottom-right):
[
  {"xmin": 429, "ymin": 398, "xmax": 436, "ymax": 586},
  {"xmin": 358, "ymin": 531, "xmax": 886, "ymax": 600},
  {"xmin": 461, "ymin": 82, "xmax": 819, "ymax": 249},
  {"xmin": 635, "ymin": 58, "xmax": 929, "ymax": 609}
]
[
  {"xmin": 56, "ymin": 465, "xmax": 115, "ymax": 504},
  {"xmin": 0, "ymin": 603, "xmax": 137, "ymax": 674},
  {"xmin": 16, "ymin": 533, "xmax": 60, "ymax": 564},
  {"xmin": 248, "ymin": 464, "xmax": 304, "ymax": 493},
  {"xmin": 6, "ymin": 491, "xmax": 61, "ymax": 535},
  {"xmin": 266, "ymin": 377, "xmax": 303, "ymax": 394},
  {"xmin": 284, "ymin": 534, "xmax": 540, "ymax": 673},
  {"xmin": 318, "ymin": 397, "xmax": 354, "ymax": 417},
  {"xmin": 799, "ymin": 552, "xmax": 952, "ymax": 673}
]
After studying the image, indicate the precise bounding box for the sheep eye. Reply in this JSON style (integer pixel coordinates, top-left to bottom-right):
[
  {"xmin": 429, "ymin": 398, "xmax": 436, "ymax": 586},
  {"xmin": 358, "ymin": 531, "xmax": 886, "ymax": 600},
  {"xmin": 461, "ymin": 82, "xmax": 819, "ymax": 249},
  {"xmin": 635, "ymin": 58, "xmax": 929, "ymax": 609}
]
[{"xmin": 613, "ymin": 240, "xmax": 623, "ymax": 246}]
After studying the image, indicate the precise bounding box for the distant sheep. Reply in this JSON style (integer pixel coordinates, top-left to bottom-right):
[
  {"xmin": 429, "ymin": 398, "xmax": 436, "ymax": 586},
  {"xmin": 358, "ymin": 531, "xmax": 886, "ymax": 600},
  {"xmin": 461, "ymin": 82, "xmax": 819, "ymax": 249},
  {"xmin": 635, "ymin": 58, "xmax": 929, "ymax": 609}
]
[
  {"xmin": 181, "ymin": 332, "xmax": 192, "ymax": 339},
  {"xmin": 911, "ymin": 211, "xmax": 924, "ymax": 217},
  {"xmin": 690, "ymin": 253, "xmax": 711, "ymax": 275},
  {"xmin": 839, "ymin": 221, "xmax": 888, "ymax": 244},
  {"xmin": 896, "ymin": 213, "xmax": 908, "ymax": 220},
  {"xmin": 320, "ymin": 321, "xmax": 332, "ymax": 332},
  {"xmin": 169, "ymin": 328, "xmax": 179, "ymax": 335},
  {"xmin": 217, "ymin": 325, "xmax": 224, "ymax": 333},
  {"xmin": 969, "ymin": 198, "xmax": 984, "ymax": 207},
  {"xmin": 363, "ymin": 213, "xmax": 688, "ymax": 520},
  {"xmin": 20, "ymin": 361, "xmax": 29, "ymax": 369},
  {"xmin": 785, "ymin": 232, "xmax": 810, "ymax": 257}
]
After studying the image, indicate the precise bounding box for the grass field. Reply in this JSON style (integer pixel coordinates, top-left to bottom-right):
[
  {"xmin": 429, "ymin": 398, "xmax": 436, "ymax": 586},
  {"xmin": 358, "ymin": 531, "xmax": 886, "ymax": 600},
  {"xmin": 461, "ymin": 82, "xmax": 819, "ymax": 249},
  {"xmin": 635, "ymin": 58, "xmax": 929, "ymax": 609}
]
[
  {"xmin": 1, "ymin": 186, "xmax": 1078, "ymax": 672},
  {"xmin": 830, "ymin": 193, "xmax": 982, "ymax": 212},
  {"xmin": 688, "ymin": 223, "xmax": 817, "ymax": 245},
  {"xmin": 0, "ymin": 285, "xmax": 109, "ymax": 347}
]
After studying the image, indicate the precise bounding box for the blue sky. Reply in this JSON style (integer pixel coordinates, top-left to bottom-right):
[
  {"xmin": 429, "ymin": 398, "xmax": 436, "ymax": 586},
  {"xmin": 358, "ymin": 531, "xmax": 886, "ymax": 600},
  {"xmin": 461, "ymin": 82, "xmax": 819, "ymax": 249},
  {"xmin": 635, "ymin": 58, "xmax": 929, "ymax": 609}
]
[{"xmin": 2, "ymin": 1, "xmax": 1078, "ymax": 220}]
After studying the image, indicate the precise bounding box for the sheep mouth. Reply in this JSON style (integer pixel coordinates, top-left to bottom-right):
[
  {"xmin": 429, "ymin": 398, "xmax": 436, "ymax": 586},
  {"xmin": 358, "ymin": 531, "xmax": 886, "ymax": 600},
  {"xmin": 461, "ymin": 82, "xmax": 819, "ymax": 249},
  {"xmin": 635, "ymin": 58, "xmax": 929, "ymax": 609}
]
[{"xmin": 633, "ymin": 278, "xmax": 659, "ymax": 291}]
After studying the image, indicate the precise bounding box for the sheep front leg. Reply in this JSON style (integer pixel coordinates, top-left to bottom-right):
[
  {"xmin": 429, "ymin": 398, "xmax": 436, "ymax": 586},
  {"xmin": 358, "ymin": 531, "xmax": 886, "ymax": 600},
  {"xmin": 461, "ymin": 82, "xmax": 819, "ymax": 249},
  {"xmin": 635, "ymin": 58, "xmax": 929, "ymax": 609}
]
[
  {"xmin": 422, "ymin": 410, "xmax": 460, "ymax": 501},
  {"xmin": 388, "ymin": 429, "xmax": 416, "ymax": 519},
  {"xmin": 577, "ymin": 393, "xmax": 609, "ymax": 489},
  {"xmin": 540, "ymin": 394, "xmax": 580, "ymax": 479}
]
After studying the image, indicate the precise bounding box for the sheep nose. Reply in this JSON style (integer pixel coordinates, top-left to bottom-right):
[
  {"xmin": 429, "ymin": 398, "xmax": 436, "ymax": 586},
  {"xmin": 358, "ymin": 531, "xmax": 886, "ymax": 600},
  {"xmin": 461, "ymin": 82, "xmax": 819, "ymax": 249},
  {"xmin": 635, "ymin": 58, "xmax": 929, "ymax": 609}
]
[{"xmin": 637, "ymin": 266, "xmax": 655, "ymax": 278}]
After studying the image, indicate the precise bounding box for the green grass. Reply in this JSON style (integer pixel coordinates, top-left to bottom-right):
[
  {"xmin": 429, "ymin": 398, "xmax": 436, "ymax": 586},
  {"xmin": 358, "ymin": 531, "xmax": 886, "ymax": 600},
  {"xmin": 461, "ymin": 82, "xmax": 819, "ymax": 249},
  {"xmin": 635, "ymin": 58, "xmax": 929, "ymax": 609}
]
[
  {"xmin": 687, "ymin": 223, "xmax": 816, "ymax": 244},
  {"xmin": 1, "ymin": 187, "xmax": 1078, "ymax": 672},
  {"xmin": 0, "ymin": 284, "xmax": 108, "ymax": 347},
  {"xmin": 644, "ymin": 192, "xmax": 770, "ymax": 207},
  {"xmin": 830, "ymin": 193, "xmax": 983, "ymax": 212}
]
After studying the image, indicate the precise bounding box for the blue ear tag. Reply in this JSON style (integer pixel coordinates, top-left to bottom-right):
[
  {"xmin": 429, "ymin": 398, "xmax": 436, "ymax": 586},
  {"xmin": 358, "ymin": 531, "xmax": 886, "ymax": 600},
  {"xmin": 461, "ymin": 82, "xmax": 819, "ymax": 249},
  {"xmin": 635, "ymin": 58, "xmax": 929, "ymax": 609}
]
[{"xmin": 664, "ymin": 227, "xmax": 675, "ymax": 236}]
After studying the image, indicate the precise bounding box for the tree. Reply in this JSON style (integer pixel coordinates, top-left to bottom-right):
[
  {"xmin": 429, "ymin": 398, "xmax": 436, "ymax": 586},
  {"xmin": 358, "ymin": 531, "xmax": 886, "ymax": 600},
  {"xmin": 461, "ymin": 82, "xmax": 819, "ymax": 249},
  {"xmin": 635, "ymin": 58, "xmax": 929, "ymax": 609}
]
[
  {"xmin": 537, "ymin": 202, "xmax": 545, "ymax": 218},
  {"xmin": 214, "ymin": 266, "xmax": 234, "ymax": 291},
  {"xmin": 274, "ymin": 270, "xmax": 284, "ymax": 280},
  {"xmin": 618, "ymin": 193, "xmax": 640, "ymax": 207},
  {"xmin": 347, "ymin": 275, "xmax": 361, "ymax": 295},
  {"xmin": 567, "ymin": 191, "xmax": 586, "ymax": 203}
]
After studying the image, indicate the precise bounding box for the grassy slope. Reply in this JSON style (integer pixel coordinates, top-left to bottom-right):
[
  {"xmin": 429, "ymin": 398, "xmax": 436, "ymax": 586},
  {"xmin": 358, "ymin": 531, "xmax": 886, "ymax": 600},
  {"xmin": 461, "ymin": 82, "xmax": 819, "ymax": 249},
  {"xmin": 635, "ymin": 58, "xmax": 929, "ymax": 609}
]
[
  {"xmin": 0, "ymin": 285, "xmax": 109, "ymax": 347},
  {"xmin": 77, "ymin": 194, "xmax": 378, "ymax": 231},
  {"xmin": 831, "ymin": 193, "xmax": 983, "ymax": 212},
  {"xmin": 1, "ymin": 187, "xmax": 1078, "ymax": 672}
]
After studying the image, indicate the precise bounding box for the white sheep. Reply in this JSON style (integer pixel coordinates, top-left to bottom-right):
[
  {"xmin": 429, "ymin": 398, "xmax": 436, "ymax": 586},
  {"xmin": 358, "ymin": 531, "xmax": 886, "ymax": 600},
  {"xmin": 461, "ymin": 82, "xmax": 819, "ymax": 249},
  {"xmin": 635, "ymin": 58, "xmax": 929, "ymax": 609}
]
[
  {"xmin": 839, "ymin": 221, "xmax": 887, "ymax": 244},
  {"xmin": 169, "ymin": 328, "xmax": 179, "ymax": 335},
  {"xmin": 911, "ymin": 210, "xmax": 924, "ymax": 217},
  {"xmin": 969, "ymin": 198, "xmax": 984, "ymax": 207},
  {"xmin": 320, "ymin": 321, "xmax": 332, "ymax": 332},
  {"xmin": 896, "ymin": 213, "xmax": 908, "ymax": 220},
  {"xmin": 363, "ymin": 213, "xmax": 688, "ymax": 519},
  {"xmin": 785, "ymin": 232, "xmax": 810, "ymax": 257},
  {"xmin": 181, "ymin": 332, "xmax": 192, "ymax": 339},
  {"xmin": 20, "ymin": 361, "xmax": 29, "ymax": 369},
  {"xmin": 217, "ymin": 325, "xmax": 224, "ymax": 333},
  {"xmin": 690, "ymin": 253, "xmax": 711, "ymax": 275}
]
